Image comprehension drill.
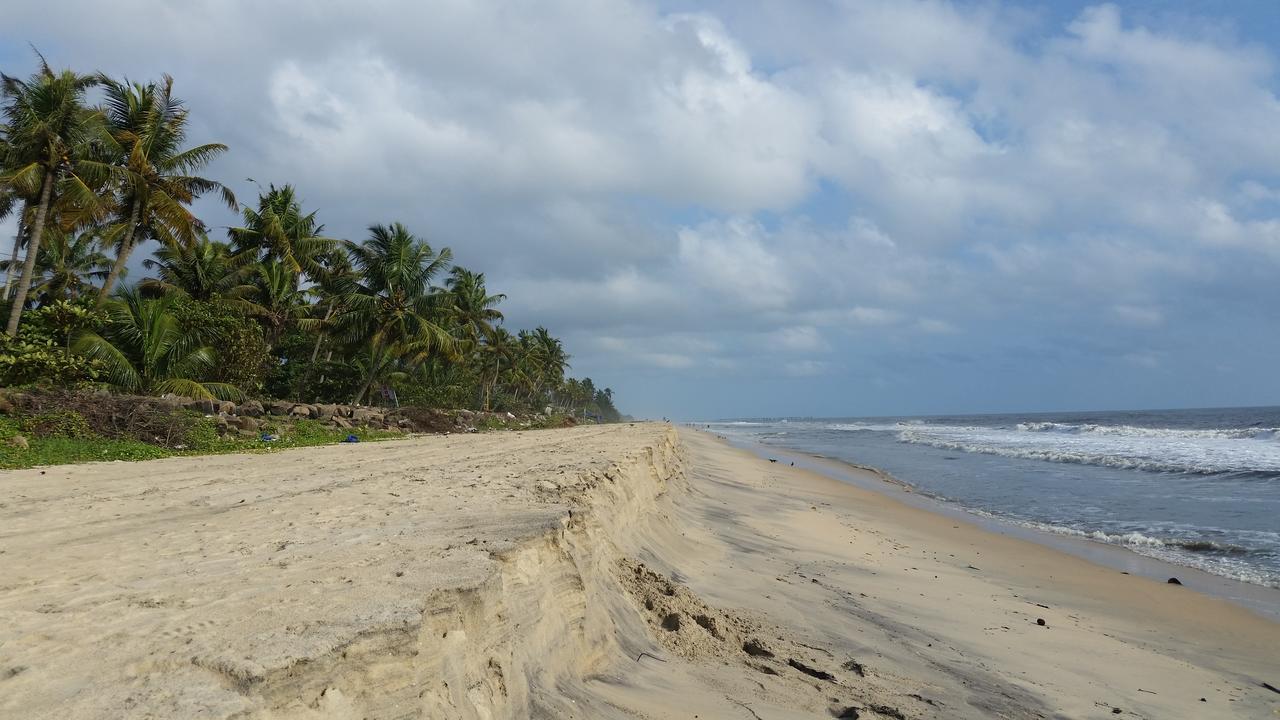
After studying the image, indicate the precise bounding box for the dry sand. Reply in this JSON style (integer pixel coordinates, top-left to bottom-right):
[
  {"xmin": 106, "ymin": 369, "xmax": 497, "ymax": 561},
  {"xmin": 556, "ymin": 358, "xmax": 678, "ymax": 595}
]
[{"xmin": 1, "ymin": 423, "xmax": 1277, "ymax": 718}]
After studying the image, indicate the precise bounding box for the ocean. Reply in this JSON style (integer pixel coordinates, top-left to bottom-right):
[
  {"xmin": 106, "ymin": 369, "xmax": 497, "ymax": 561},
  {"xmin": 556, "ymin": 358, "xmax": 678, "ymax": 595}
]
[{"xmin": 703, "ymin": 407, "xmax": 1280, "ymax": 592}]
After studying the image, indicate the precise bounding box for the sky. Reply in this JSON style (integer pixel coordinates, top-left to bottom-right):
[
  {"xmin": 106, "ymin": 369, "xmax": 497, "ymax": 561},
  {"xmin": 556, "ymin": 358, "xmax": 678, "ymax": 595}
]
[{"xmin": 3, "ymin": 1, "xmax": 1280, "ymax": 420}]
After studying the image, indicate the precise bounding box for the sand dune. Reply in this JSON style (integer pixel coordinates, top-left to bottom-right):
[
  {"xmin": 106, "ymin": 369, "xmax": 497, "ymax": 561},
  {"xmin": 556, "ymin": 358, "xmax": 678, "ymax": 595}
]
[{"xmin": 1, "ymin": 424, "xmax": 1276, "ymax": 718}]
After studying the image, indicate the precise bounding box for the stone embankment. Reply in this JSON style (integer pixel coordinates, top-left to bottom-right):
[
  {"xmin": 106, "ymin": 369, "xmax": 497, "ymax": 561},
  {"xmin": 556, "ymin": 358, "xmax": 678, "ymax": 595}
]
[
  {"xmin": 173, "ymin": 397, "xmax": 558, "ymax": 436},
  {"xmin": 0, "ymin": 387, "xmax": 569, "ymax": 441}
]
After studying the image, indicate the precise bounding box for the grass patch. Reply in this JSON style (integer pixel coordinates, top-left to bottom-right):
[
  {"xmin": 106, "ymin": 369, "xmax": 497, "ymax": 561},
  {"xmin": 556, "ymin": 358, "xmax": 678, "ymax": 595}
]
[{"xmin": 0, "ymin": 415, "xmax": 405, "ymax": 470}]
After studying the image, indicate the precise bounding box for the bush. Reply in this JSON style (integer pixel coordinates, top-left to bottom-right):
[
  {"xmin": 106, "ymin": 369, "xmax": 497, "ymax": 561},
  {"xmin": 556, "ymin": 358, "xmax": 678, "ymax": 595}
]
[
  {"xmin": 172, "ymin": 299, "xmax": 273, "ymax": 395},
  {"xmin": 20, "ymin": 409, "xmax": 94, "ymax": 439},
  {"xmin": 0, "ymin": 301, "xmax": 105, "ymax": 387}
]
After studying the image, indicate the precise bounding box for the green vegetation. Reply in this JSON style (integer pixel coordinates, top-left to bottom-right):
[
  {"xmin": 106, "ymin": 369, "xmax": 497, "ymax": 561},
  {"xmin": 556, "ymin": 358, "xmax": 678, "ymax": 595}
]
[
  {"xmin": 0, "ymin": 53, "xmax": 624, "ymax": 433},
  {"xmin": 0, "ymin": 407, "xmax": 406, "ymax": 469}
]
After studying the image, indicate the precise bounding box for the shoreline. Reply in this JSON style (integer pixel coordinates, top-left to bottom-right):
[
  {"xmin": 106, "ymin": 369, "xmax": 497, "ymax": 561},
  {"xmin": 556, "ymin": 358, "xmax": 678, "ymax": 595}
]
[
  {"xmin": 675, "ymin": 427, "xmax": 1280, "ymax": 716},
  {"xmin": 714, "ymin": 431, "xmax": 1280, "ymax": 622}
]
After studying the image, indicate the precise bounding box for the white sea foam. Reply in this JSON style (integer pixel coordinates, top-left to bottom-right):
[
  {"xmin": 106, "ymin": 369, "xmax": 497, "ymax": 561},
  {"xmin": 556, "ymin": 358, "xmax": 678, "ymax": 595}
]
[
  {"xmin": 1015, "ymin": 421, "xmax": 1280, "ymax": 440},
  {"xmin": 828, "ymin": 420, "xmax": 1280, "ymax": 475},
  {"xmin": 1015, "ymin": 521, "xmax": 1279, "ymax": 588},
  {"xmin": 955, "ymin": 509, "xmax": 1280, "ymax": 588}
]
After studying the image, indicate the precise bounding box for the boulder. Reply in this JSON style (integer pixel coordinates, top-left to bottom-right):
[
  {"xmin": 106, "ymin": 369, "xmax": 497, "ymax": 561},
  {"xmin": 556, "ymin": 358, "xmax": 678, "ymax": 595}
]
[
  {"xmin": 153, "ymin": 396, "xmax": 182, "ymax": 412},
  {"xmin": 332, "ymin": 417, "xmax": 353, "ymax": 429},
  {"xmin": 289, "ymin": 404, "xmax": 314, "ymax": 419},
  {"xmin": 268, "ymin": 400, "xmax": 294, "ymax": 416},
  {"xmin": 233, "ymin": 416, "xmax": 259, "ymax": 432},
  {"xmin": 352, "ymin": 409, "xmax": 384, "ymax": 426},
  {"xmin": 184, "ymin": 399, "xmax": 216, "ymax": 415},
  {"xmin": 239, "ymin": 400, "xmax": 265, "ymax": 417},
  {"xmin": 316, "ymin": 404, "xmax": 340, "ymax": 420},
  {"xmin": 216, "ymin": 401, "xmax": 236, "ymax": 415}
]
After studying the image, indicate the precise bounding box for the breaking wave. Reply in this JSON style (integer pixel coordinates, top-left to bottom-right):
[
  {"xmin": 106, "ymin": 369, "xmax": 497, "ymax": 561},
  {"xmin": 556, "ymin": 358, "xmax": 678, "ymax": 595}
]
[{"xmin": 828, "ymin": 421, "xmax": 1280, "ymax": 476}]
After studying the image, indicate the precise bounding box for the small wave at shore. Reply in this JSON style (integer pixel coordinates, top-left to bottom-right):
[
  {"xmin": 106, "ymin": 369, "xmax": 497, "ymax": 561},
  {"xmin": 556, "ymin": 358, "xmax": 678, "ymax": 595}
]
[{"xmin": 1016, "ymin": 521, "xmax": 1280, "ymax": 589}]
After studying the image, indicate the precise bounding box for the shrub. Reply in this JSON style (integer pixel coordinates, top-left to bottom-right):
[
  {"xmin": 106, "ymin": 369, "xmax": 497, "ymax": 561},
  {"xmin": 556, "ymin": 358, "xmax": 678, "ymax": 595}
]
[
  {"xmin": 0, "ymin": 301, "xmax": 105, "ymax": 387},
  {"xmin": 20, "ymin": 409, "xmax": 93, "ymax": 439}
]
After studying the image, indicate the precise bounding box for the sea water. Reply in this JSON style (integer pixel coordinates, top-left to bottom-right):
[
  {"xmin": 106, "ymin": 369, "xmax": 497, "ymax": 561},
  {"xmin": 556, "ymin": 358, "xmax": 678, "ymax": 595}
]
[{"xmin": 704, "ymin": 407, "xmax": 1280, "ymax": 592}]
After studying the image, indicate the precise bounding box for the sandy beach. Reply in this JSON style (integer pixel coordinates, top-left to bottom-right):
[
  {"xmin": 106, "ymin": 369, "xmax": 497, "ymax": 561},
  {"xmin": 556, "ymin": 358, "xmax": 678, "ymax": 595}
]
[{"xmin": 2, "ymin": 423, "xmax": 1278, "ymax": 719}]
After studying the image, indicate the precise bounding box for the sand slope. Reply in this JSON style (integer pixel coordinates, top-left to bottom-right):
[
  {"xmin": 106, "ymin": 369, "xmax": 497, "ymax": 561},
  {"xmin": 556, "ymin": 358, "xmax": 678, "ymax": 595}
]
[{"xmin": 1, "ymin": 424, "xmax": 1277, "ymax": 718}]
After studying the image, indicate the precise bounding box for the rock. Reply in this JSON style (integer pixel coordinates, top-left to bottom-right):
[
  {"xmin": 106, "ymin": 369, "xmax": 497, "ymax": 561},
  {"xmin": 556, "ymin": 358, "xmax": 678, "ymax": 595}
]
[
  {"xmin": 397, "ymin": 418, "xmax": 412, "ymax": 429},
  {"xmin": 216, "ymin": 401, "xmax": 236, "ymax": 415},
  {"xmin": 535, "ymin": 481, "xmax": 559, "ymax": 492},
  {"xmin": 0, "ymin": 396, "xmax": 14, "ymax": 415},
  {"xmin": 316, "ymin": 404, "xmax": 340, "ymax": 420},
  {"xmin": 289, "ymin": 404, "xmax": 314, "ymax": 419},
  {"xmin": 239, "ymin": 400, "xmax": 264, "ymax": 417},
  {"xmin": 233, "ymin": 417, "xmax": 259, "ymax": 432},
  {"xmin": 184, "ymin": 399, "xmax": 215, "ymax": 415},
  {"xmin": 787, "ymin": 658, "xmax": 836, "ymax": 682},
  {"xmin": 268, "ymin": 401, "xmax": 294, "ymax": 416},
  {"xmin": 153, "ymin": 396, "xmax": 182, "ymax": 412},
  {"xmin": 6, "ymin": 435, "xmax": 28, "ymax": 450},
  {"xmin": 1036, "ymin": 618, "xmax": 1047, "ymax": 627},
  {"xmin": 352, "ymin": 409, "xmax": 384, "ymax": 426},
  {"xmin": 332, "ymin": 417, "xmax": 353, "ymax": 429},
  {"xmin": 1167, "ymin": 577, "xmax": 1182, "ymax": 585},
  {"xmin": 334, "ymin": 405, "xmax": 354, "ymax": 418}
]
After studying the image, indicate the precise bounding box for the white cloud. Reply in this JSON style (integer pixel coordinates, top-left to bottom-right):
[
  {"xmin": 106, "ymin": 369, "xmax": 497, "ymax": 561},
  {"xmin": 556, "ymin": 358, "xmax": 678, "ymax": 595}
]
[
  {"xmin": 784, "ymin": 360, "xmax": 831, "ymax": 377},
  {"xmin": 1111, "ymin": 305, "xmax": 1164, "ymax": 328},
  {"xmin": 6, "ymin": 1, "xmax": 1280, "ymax": 414},
  {"xmin": 769, "ymin": 326, "xmax": 828, "ymax": 353}
]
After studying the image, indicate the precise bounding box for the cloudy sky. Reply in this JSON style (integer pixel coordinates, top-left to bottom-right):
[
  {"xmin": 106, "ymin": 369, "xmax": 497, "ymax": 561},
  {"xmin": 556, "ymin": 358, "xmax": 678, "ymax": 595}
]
[{"xmin": 4, "ymin": 1, "xmax": 1280, "ymax": 419}]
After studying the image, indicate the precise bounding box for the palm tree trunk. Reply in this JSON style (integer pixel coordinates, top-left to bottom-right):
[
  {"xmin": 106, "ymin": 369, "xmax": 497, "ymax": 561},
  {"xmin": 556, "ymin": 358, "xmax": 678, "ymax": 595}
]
[
  {"xmin": 6, "ymin": 174, "xmax": 54, "ymax": 337},
  {"xmin": 353, "ymin": 373, "xmax": 375, "ymax": 406},
  {"xmin": 97, "ymin": 198, "xmax": 141, "ymax": 305},
  {"xmin": 309, "ymin": 304, "xmax": 333, "ymax": 363},
  {"xmin": 484, "ymin": 356, "xmax": 502, "ymax": 411}
]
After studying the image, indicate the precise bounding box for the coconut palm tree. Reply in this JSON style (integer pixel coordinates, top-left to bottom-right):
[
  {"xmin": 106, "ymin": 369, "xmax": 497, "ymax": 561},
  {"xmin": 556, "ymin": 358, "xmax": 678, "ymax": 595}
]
[
  {"xmin": 477, "ymin": 326, "xmax": 516, "ymax": 411},
  {"xmin": 445, "ymin": 266, "xmax": 504, "ymax": 349},
  {"xmin": 138, "ymin": 235, "xmax": 255, "ymax": 302},
  {"xmin": 71, "ymin": 287, "xmax": 241, "ymax": 399},
  {"xmin": 229, "ymin": 184, "xmax": 331, "ymax": 278},
  {"xmin": 337, "ymin": 222, "xmax": 454, "ymax": 404},
  {"xmin": 0, "ymin": 226, "xmax": 111, "ymax": 302},
  {"xmin": 302, "ymin": 248, "xmax": 358, "ymax": 363},
  {"xmin": 530, "ymin": 326, "xmax": 568, "ymax": 397},
  {"xmin": 0, "ymin": 57, "xmax": 113, "ymax": 335},
  {"xmin": 95, "ymin": 74, "xmax": 236, "ymax": 303},
  {"xmin": 248, "ymin": 260, "xmax": 312, "ymax": 346}
]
